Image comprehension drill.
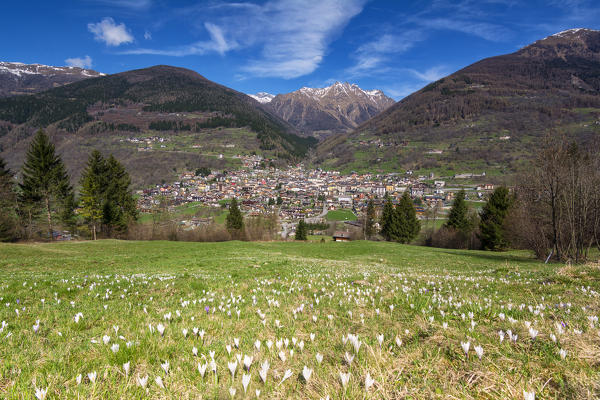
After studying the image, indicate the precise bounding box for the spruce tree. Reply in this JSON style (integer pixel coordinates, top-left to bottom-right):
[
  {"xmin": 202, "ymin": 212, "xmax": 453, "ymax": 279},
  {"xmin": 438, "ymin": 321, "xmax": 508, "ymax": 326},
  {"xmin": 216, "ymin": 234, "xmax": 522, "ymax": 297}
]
[
  {"xmin": 479, "ymin": 186, "xmax": 513, "ymax": 251},
  {"xmin": 226, "ymin": 198, "xmax": 244, "ymax": 238},
  {"xmin": 19, "ymin": 130, "xmax": 74, "ymax": 239},
  {"xmin": 80, "ymin": 152, "xmax": 137, "ymax": 239},
  {"xmin": 0, "ymin": 157, "xmax": 18, "ymax": 241},
  {"xmin": 104, "ymin": 155, "xmax": 137, "ymax": 234},
  {"xmin": 79, "ymin": 150, "xmax": 107, "ymax": 240},
  {"xmin": 295, "ymin": 219, "xmax": 307, "ymax": 240},
  {"xmin": 364, "ymin": 199, "xmax": 376, "ymax": 239},
  {"xmin": 396, "ymin": 190, "xmax": 420, "ymax": 243},
  {"xmin": 445, "ymin": 189, "xmax": 471, "ymax": 233},
  {"xmin": 379, "ymin": 194, "xmax": 400, "ymax": 241}
]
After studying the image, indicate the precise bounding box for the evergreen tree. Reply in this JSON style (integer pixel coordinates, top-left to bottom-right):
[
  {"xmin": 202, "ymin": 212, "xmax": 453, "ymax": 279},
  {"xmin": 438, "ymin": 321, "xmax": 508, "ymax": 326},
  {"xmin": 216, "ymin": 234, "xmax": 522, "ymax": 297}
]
[
  {"xmin": 226, "ymin": 198, "xmax": 244, "ymax": 238},
  {"xmin": 479, "ymin": 186, "xmax": 513, "ymax": 251},
  {"xmin": 445, "ymin": 189, "xmax": 471, "ymax": 233},
  {"xmin": 295, "ymin": 219, "xmax": 307, "ymax": 240},
  {"xmin": 19, "ymin": 129, "xmax": 74, "ymax": 239},
  {"xmin": 79, "ymin": 150, "xmax": 107, "ymax": 240},
  {"xmin": 79, "ymin": 152, "xmax": 137, "ymax": 239},
  {"xmin": 379, "ymin": 194, "xmax": 400, "ymax": 241},
  {"xmin": 364, "ymin": 199, "xmax": 376, "ymax": 239},
  {"xmin": 396, "ymin": 190, "xmax": 420, "ymax": 243},
  {"xmin": 0, "ymin": 157, "xmax": 18, "ymax": 241},
  {"xmin": 103, "ymin": 155, "xmax": 137, "ymax": 235}
]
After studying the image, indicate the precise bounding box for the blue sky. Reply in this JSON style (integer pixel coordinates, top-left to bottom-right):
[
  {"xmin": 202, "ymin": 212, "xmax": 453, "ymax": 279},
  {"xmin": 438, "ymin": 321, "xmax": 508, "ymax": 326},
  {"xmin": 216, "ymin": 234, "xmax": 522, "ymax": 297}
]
[{"xmin": 3, "ymin": 0, "xmax": 600, "ymax": 99}]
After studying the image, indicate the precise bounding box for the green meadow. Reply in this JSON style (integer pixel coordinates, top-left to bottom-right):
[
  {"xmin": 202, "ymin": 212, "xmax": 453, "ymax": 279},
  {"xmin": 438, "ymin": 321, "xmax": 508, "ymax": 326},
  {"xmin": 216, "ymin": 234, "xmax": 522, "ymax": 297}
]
[{"xmin": 0, "ymin": 240, "xmax": 598, "ymax": 399}]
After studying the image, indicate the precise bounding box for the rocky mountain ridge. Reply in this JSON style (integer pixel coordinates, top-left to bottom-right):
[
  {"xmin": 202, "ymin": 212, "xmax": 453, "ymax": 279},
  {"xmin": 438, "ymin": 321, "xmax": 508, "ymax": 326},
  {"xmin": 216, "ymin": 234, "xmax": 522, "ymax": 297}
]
[
  {"xmin": 0, "ymin": 61, "xmax": 104, "ymax": 97},
  {"xmin": 266, "ymin": 82, "xmax": 395, "ymax": 136}
]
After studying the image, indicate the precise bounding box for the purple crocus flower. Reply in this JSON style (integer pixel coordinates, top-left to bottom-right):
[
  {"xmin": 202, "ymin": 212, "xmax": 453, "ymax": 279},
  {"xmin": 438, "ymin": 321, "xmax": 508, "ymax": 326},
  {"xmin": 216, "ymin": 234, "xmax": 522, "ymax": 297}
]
[{"xmin": 205, "ymin": 306, "xmax": 210, "ymax": 314}]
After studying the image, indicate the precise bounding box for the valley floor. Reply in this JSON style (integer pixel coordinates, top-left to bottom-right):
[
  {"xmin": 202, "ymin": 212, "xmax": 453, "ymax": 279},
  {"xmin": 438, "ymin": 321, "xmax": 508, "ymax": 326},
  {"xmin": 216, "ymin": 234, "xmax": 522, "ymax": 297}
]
[{"xmin": 0, "ymin": 240, "xmax": 598, "ymax": 399}]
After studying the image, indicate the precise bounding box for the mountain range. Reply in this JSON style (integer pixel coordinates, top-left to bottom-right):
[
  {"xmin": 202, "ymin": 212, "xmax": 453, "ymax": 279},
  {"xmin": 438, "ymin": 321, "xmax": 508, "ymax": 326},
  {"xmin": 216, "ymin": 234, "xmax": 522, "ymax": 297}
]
[
  {"xmin": 1, "ymin": 28, "xmax": 599, "ymax": 184},
  {"xmin": 0, "ymin": 62, "xmax": 104, "ymax": 97},
  {"xmin": 316, "ymin": 28, "xmax": 600, "ymax": 175},
  {"xmin": 0, "ymin": 65, "xmax": 314, "ymax": 186},
  {"xmin": 251, "ymin": 83, "xmax": 394, "ymax": 136}
]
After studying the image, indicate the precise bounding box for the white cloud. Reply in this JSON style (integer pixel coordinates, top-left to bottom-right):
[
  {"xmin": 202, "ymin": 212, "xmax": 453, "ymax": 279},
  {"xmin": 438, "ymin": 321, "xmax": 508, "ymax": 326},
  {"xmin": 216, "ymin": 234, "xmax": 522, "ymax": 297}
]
[
  {"xmin": 65, "ymin": 55, "xmax": 93, "ymax": 69},
  {"xmin": 144, "ymin": 30, "xmax": 152, "ymax": 40},
  {"xmin": 241, "ymin": 0, "xmax": 366, "ymax": 79},
  {"xmin": 417, "ymin": 18, "xmax": 512, "ymax": 42},
  {"xmin": 383, "ymin": 82, "xmax": 428, "ymax": 100},
  {"xmin": 123, "ymin": 22, "xmax": 237, "ymax": 56},
  {"xmin": 124, "ymin": 0, "xmax": 367, "ymax": 79},
  {"xmin": 346, "ymin": 30, "xmax": 425, "ymax": 77},
  {"xmin": 407, "ymin": 65, "xmax": 449, "ymax": 82},
  {"xmin": 88, "ymin": 17, "xmax": 134, "ymax": 46},
  {"xmin": 93, "ymin": 0, "xmax": 152, "ymax": 10}
]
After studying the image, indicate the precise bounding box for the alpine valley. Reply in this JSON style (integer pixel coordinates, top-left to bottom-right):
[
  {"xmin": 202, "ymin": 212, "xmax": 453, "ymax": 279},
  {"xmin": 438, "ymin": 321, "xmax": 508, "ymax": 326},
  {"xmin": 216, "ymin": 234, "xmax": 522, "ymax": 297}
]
[{"xmin": 1, "ymin": 29, "xmax": 599, "ymax": 185}]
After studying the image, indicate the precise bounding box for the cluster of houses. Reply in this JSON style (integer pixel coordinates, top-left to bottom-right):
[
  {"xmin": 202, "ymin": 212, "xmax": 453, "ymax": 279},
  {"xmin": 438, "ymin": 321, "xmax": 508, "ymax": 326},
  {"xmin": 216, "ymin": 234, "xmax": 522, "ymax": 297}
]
[
  {"xmin": 119, "ymin": 136, "xmax": 169, "ymax": 152},
  {"xmin": 136, "ymin": 165, "xmax": 496, "ymax": 238}
]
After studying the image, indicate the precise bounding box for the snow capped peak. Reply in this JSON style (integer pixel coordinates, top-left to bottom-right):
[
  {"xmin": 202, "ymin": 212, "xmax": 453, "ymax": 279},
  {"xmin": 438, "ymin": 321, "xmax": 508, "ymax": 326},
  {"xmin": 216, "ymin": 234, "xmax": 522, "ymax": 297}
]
[
  {"xmin": 296, "ymin": 82, "xmax": 388, "ymax": 103},
  {"xmin": 551, "ymin": 28, "xmax": 595, "ymax": 38},
  {"xmin": 0, "ymin": 61, "xmax": 103, "ymax": 78},
  {"xmin": 542, "ymin": 28, "xmax": 599, "ymax": 42},
  {"xmin": 248, "ymin": 92, "xmax": 275, "ymax": 103}
]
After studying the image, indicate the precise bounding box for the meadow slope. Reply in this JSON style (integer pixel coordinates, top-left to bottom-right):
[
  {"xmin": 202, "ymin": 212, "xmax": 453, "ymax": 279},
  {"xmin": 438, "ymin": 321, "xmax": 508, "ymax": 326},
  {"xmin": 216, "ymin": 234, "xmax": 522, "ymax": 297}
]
[{"xmin": 0, "ymin": 240, "xmax": 598, "ymax": 399}]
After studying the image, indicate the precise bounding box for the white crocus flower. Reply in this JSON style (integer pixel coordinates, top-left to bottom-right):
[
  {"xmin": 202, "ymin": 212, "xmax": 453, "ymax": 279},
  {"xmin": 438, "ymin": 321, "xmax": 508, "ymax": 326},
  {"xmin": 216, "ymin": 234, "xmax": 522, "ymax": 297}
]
[
  {"xmin": 474, "ymin": 345, "xmax": 484, "ymax": 360},
  {"xmin": 365, "ymin": 372, "xmax": 375, "ymax": 390},
  {"xmin": 280, "ymin": 369, "xmax": 293, "ymax": 385},
  {"xmin": 242, "ymin": 373, "xmax": 251, "ymax": 393},
  {"xmin": 155, "ymin": 376, "xmax": 165, "ymax": 389},
  {"xmin": 243, "ymin": 355, "xmax": 253, "ymax": 371},
  {"xmin": 198, "ymin": 362, "xmax": 207, "ymax": 377},
  {"xmin": 34, "ymin": 387, "xmax": 48, "ymax": 400},
  {"xmin": 302, "ymin": 366, "xmax": 313, "ymax": 382},
  {"xmin": 228, "ymin": 360, "xmax": 238, "ymax": 379},
  {"xmin": 161, "ymin": 361, "xmax": 169, "ymax": 375},
  {"xmin": 316, "ymin": 352, "xmax": 324, "ymax": 364},
  {"xmin": 461, "ymin": 341, "xmax": 470, "ymax": 355},
  {"xmin": 523, "ymin": 390, "xmax": 535, "ymax": 400},
  {"xmin": 339, "ymin": 372, "xmax": 350, "ymax": 388}
]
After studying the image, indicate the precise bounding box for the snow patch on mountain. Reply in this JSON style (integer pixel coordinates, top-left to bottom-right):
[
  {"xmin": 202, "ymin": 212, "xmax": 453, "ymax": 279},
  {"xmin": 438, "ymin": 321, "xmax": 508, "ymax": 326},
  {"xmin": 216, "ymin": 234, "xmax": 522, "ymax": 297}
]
[
  {"xmin": 248, "ymin": 92, "xmax": 275, "ymax": 103},
  {"xmin": 0, "ymin": 62, "xmax": 104, "ymax": 78},
  {"xmin": 542, "ymin": 28, "xmax": 599, "ymax": 41},
  {"xmin": 297, "ymin": 82, "xmax": 388, "ymax": 104}
]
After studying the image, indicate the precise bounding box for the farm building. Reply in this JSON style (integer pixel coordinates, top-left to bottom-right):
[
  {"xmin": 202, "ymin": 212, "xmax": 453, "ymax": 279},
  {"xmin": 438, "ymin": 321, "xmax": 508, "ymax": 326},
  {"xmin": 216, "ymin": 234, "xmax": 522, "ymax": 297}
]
[{"xmin": 333, "ymin": 231, "xmax": 352, "ymax": 242}]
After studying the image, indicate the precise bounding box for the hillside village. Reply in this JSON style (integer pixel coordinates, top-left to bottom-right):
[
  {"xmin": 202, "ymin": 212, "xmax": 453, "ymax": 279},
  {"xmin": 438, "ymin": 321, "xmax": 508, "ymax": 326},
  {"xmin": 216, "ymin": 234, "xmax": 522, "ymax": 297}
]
[{"xmin": 137, "ymin": 160, "xmax": 494, "ymax": 236}]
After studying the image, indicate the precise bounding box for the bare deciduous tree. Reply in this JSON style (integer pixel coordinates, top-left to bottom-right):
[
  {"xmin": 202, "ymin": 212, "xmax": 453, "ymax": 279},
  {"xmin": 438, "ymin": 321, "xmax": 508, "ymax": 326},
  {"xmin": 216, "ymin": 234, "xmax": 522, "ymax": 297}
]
[{"xmin": 509, "ymin": 136, "xmax": 600, "ymax": 262}]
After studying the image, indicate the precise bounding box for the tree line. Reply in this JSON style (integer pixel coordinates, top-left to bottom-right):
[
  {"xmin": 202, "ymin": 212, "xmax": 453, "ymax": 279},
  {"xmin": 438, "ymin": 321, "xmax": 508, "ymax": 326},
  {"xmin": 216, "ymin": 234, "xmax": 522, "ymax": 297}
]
[
  {"xmin": 421, "ymin": 137, "xmax": 600, "ymax": 263},
  {"xmin": 0, "ymin": 130, "xmax": 137, "ymax": 241}
]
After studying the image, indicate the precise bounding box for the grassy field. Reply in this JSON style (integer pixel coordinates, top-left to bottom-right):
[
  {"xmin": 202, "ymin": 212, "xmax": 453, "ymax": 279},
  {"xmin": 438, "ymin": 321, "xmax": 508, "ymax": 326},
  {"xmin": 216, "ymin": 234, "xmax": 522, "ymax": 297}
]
[
  {"xmin": 138, "ymin": 204, "xmax": 229, "ymax": 225},
  {"xmin": 0, "ymin": 240, "xmax": 599, "ymax": 399},
  {"xmin": 326, "ymin": 210, "xmax": 357, "ymax": 222}
]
